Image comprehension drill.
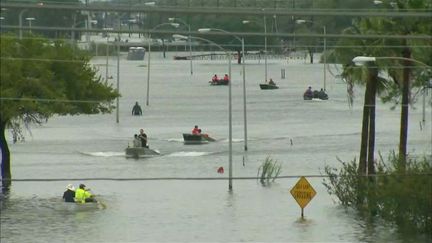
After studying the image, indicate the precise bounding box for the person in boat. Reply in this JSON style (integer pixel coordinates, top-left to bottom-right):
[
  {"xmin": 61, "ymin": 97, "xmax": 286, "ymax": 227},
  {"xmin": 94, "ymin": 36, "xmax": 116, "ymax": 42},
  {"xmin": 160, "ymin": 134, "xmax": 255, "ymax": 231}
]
[
  {"xmin": 304, "ymin": 86, "xmax": 313, "ymax": 99},
  {"xmin": 223, "ymin": 74, "xmax": 230, "ymax": 82},
  {"xmin": 132, "ymin": 101, "xmax": 142, "ymax": 116},
  {"xmin": 317, "ymin": 88, "xmax": 329, "ymax": 100},
  {"xmin": 75, "ymin": 184, "xmax": 96, "ymax": 203},
  {"xmin": 199, "ymin": 129, "xmax": 211, "ymax": 139},
  {"xmin": 269, "ymin": 78, "xmax": 276, "ymax": 86},
  {"xmin": 139, "ymin": 129, "xmax": 148, "ymax": 148},
  {"xmin": 192, "ymin": 125, "xmax": 200, "ymax": 135},
  {"xmin": 133, "ymin": 134, "xmax": 141, "ymax": 147},
  {"xmin": 63, "ymin": 184, "xmax": 76, "ymax": 203},
  {"xmin": 212, "ymin": 74, "xmax": 218, "ymax": 83}
]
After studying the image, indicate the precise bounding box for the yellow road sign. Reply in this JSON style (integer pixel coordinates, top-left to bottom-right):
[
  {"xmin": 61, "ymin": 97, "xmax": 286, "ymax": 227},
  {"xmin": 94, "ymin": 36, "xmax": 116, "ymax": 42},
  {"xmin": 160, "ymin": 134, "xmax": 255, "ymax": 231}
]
[{"xmin": 290, "ymin": 176, "xmax": 316, "ymax": 209}]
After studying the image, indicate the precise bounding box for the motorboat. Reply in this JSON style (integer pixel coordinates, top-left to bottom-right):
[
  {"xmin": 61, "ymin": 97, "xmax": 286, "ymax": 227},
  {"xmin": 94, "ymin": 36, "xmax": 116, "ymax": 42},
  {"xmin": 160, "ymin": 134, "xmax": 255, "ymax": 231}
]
[
  {"xmin": 183, "ymin": 133, "xmax": 216, "ymax": 145},
  {"xmin": 125, "ymin": 146, "xmax": 160, "ymax": 158},
  {"xmin": 210, "ymin": 79, "xmax": 229, "ymax": 86},
  {"xmin": 259, "ymin": 83, "xmax": 279, "ymax": 90},
  {"xmin": 304, "ymin": 90, "xmax": 328, "ymax": 100}
]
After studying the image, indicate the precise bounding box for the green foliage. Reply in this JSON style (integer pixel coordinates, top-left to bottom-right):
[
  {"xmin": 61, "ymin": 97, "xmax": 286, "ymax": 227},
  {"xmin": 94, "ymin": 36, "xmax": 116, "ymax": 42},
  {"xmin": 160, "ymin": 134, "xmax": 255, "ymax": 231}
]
[
  {"xmin": 322, "ymin": 153, "xmax": 432, "ymax": 233},
  {"xmin": 257, "ymin": 156, "xmax": 282, "ymax": 185},
  {"xmin": 0, "ymin": 34, "xmax": 119, "ymax": 127}
]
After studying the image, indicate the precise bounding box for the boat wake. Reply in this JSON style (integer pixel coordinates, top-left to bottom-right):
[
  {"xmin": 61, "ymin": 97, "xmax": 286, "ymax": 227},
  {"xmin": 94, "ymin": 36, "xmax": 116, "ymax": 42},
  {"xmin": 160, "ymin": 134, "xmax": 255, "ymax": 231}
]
[
  {"xmin": 167, "ymin": 138, "xmax": 184, "ymax": 143},
  {"xmin": 220, "ymin": 138, "xmax": 244, "ymax": 143},
  {"xmin": 166, "ymin": 151, "xmax": 214, "ymax": 157},
  {"xmin": 79, "ymin": 151, "xmax": 124, "ymax": 157}
]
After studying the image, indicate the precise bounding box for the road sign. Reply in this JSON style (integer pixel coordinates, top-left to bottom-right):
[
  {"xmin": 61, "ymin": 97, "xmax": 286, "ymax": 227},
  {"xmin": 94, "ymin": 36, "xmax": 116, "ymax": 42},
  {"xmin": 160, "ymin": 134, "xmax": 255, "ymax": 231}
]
[{"xmin": 290, "ymin": 176, "xmax": 316, "ymax": 209}]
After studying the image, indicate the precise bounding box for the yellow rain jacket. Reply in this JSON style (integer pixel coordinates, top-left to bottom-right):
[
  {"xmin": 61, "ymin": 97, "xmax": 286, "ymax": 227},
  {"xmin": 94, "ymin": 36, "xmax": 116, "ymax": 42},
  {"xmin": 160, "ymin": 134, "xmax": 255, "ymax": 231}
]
[{"xmin": 75, "ymin": 188, "xmax": 92, "ymax": 203}]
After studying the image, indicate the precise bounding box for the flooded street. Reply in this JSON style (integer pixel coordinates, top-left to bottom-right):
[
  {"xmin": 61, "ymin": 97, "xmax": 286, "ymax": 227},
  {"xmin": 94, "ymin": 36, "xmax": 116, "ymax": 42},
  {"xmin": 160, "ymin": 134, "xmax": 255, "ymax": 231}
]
[{"xmin": 1, "ymin": 52, "xmax": 431, "ymax": 242}]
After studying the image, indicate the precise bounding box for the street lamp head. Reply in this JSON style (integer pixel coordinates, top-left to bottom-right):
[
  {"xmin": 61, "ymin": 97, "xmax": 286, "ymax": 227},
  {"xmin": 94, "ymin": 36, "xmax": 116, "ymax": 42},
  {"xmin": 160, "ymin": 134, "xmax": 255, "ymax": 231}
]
[
  {"xmin": 25, "ymin": 17, "xmax": 35, "ymax": 21},
  {"xmin": 198, "ymin": 28, "xmax": 211, "ymax": 33},
  {"xmin": 173, "ymin": 34, "xmax": 187, "ymax": 40},
  {"xmin": 144, "ymin": 1, "xmax": 156, "ymax": 6},
  {"xmin": 352, "ymin": 56, "xmax": 377, "ymax": 65},
  {"xmin": 295, "ymin": 19, "xmax": 308, "ymax": 24},
  {"xmin": 242, "ymin": 20, "xmax": 250, "ymax": 24},
  {"xmin": 170, "ymin": 23, "xmax": 180, "ymax": 28},
  {"xmin": 168, "ymin": 17, "xmax": 175, "ymax": 22}
]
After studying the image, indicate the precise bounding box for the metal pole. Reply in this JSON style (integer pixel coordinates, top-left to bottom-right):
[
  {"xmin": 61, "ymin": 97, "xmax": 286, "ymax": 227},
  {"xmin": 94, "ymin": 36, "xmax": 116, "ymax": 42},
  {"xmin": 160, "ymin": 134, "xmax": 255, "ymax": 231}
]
[
  {"xmin": 146, "ymin": 34, "xmax": 151, "ymax": 106},
  {"xmin": 264, "ymin": 15, "xmax": 268, "ymax": 82},
  {"xmin": 242, "ymin": 38, "xmax": 248, "ymax": 151},
  {"xmin": 106, "ymin": 35, "xmax": 109, "ymax": 80},
  {"xmin": 19, "ymin": 9, "xmax": 28, "ymax": 39},
  {"xmin": 28, "ymin": 19, "xmax": 32, "ymax": 33},
  {"xmin": 423, "ymin": 87, "xmax": 426, "ymax": 124},
  {"xmin": 323, "ymin": 25, "xmax": 327, "ymax": 91},
  {"xmin": 228, "ymin": 53, "xmax": 233, "ymax": 191},
  {"xmin": 116, "ymin": 33, "xmax": 120, "ymax": 123},
  {"xmin": 188, "ymin": 25, "xmax": 193, "ymax": 75}
]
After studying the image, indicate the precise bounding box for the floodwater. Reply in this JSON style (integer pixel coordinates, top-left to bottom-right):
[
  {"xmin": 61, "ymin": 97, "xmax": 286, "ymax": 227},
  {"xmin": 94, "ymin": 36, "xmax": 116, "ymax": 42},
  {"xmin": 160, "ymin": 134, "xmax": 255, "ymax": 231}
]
[{"xmin": 1, "ymin": 51, "xmax": 431, "ymax": 242}]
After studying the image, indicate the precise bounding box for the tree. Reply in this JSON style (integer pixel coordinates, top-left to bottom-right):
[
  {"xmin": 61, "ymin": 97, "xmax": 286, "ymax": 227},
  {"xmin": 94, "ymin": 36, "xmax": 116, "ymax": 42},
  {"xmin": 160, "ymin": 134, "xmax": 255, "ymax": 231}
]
[
  {"xmin": 0, "ymin": 34, "xmax": 119, "ymax": 188},
  {"xmin": 332, "ymin": 0, "xmax": 431, "ymax": 174}
]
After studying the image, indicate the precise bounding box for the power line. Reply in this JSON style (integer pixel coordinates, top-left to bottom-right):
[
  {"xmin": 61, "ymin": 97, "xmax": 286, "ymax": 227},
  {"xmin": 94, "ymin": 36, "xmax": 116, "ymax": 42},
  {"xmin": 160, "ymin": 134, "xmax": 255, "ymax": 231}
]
[{"xmin": 6, "ymin": 173, "xmax": 432, "ymax": 182}]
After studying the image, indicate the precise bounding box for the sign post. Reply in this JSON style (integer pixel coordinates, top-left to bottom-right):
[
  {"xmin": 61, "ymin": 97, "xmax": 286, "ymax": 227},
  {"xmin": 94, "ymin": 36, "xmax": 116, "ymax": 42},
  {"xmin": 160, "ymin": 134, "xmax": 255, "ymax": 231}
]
[{"xmin": 290, "ymin": 176, "xmax": 316, "ymax": 218}]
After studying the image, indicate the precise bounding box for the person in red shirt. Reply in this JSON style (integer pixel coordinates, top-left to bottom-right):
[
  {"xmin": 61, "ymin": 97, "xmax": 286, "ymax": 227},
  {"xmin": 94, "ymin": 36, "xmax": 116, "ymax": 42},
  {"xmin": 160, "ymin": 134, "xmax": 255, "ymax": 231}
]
[
  {"xmin": 192, "ymin": 125, "xmax": 200, "ymax": 135},
  {"xmin": 223, "ymin": 74, "xmax": 229, "ymax": 81},
  {"xmin": 212, "ymin": 74, "xmax": 218, "ymax": 82}
]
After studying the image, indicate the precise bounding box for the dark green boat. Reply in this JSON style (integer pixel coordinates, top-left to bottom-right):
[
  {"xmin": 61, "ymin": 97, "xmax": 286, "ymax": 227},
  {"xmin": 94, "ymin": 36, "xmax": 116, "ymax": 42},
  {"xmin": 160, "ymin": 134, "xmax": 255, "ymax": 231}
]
[
  {"xmin": 183, "ymin": 133, "xmax": 216, "ymax": 145},
  {"xmin": 259, "ymin": 84, "xmax": 279, "ymax": 90}
]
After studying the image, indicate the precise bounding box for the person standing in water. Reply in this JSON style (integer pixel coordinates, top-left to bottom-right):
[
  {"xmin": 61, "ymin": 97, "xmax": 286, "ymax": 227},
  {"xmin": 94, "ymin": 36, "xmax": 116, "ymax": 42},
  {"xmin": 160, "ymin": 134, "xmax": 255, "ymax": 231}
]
[{"xmin": 132, "ymin": 101, "xmax": 142, "ymax": 116}]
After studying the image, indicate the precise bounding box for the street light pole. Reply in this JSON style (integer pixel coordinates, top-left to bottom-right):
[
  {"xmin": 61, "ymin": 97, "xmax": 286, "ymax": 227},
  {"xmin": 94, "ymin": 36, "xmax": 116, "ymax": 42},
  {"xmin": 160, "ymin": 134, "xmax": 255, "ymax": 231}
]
[
  {"xmin": 146, "ymin": 22, "xmax": 179, "ymax": 106},
  {"xmin": 242, "ymin": 17, "xmax": 267, "ymax": 81},
  {"xmin": 323, "ymin": 25, "xmax": 327, "ymax": 91},
  {"xmin": 146, "ymin": 33, "xmax": 151, "ymax": 106},
  {"xmin": 296, "ymin": 19, "xmax": 327, "ymax": 90},
  {"xmin": 173, "ymin": 34, "xmax": 233, "ymax": 190},
  {"xmin": 25, "ymin": 17, "xmax": 35, "ymax": 34},
  {"xmin": 116, "ymin": 31, "xmax": 120, "ymax": 124},
  {"xmin": 198, "ymin": 28, "xmax": 248, "ymax": 151},
  {"xmin": 19, "ymin": 9, "xmax": 28, "ymax": 39},
  {"xmin": 169, "ymin": 17, "xmax": 193, "ymax": 75},
  {"xmin": 264, "ymin": 15, "xmax": 268, "ymax": 82}
]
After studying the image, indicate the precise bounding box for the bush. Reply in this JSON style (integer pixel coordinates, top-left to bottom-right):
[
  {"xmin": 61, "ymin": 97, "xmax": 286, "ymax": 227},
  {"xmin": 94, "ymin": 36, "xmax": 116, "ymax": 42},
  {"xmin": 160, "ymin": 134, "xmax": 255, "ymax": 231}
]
[
  {"xmin": 257, "ymin": 156, "xmax": 282, "ymax": 186},
  {"xmin": 322, "ymin": 152, "xmax": 432, "ymax": 234}
]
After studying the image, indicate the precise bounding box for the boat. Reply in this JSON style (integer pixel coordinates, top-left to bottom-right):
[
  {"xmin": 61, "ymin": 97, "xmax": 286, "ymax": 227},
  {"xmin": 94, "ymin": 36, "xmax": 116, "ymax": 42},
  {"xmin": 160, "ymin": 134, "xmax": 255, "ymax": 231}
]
[
  {"xmin": 304, "ymin": 89, "xmax": 329, "ymax": 100},
  {"xmin": 56, "ymin": 202, "xmax": 104, "ymax": 211},
  {"xmin": 127, "ymin": 47, "xmax": 145, "ymax": 60},
  {"xmin": 183, "ymin": 133, "xmax": 216, "ymax": 145},
  {"xmin": 210, "ymin": 79, "xmax": 229, "ymax": 86},
  {"xmin": 125, "ymin": 146, "xmax": 160, "ymax": 158},
  {"xmin": 260, "ymin": 83, "xmax": 279, "ymax": 90}
]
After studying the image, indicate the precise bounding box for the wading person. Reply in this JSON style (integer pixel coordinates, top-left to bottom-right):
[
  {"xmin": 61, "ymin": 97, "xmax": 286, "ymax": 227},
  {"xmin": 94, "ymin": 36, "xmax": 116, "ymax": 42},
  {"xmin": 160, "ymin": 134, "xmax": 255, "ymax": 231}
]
[
  {"xmin": 132, "ymin": 101, "xmax": 142, "ymax": 116},
  {"xmin": 63, "ymin": 184, "xmax": 76, "ymax": 203}
]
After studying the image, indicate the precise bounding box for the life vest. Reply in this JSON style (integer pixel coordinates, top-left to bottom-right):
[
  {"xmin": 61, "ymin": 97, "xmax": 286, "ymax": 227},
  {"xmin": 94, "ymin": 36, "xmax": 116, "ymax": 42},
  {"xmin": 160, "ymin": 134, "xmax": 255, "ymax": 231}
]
[
  {"xmin": 192, "ymin": 128, "xmax": 200, "ymax": 134},
  {"xmin": 75, "ymin": 188, "xmax": 92, "ymax": 204}
]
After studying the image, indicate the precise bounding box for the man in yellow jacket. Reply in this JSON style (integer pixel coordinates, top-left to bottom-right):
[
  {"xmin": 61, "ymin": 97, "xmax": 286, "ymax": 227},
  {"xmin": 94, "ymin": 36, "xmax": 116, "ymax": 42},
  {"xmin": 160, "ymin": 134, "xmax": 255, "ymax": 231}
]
[{"xmin": 75, "ymin": 184, "xmax": 96, "ymax": 203}]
